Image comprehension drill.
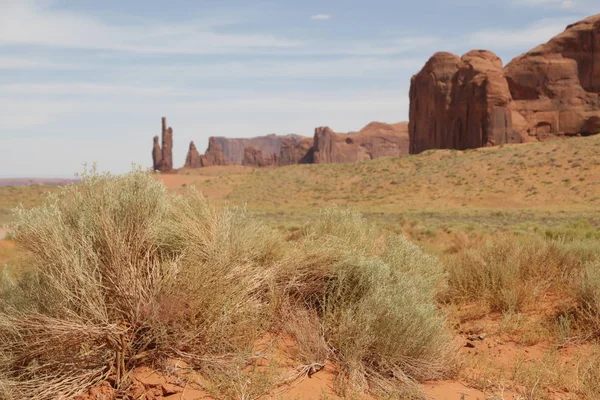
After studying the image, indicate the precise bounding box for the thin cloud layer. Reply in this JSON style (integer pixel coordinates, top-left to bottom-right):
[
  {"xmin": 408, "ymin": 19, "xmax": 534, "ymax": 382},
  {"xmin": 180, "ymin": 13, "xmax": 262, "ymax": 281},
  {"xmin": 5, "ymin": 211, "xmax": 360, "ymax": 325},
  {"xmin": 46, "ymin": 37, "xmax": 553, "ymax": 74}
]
[
  {"xmin": 0, "ymin": 1, "xmax": 302, "ymax": 54},
  {"xmin": 311, "ymin": 14, "xmax": 331, "ymax": 20},
  {"xmin": 468, "ymin": 16, "xmax": 580, "ymax": 50}
]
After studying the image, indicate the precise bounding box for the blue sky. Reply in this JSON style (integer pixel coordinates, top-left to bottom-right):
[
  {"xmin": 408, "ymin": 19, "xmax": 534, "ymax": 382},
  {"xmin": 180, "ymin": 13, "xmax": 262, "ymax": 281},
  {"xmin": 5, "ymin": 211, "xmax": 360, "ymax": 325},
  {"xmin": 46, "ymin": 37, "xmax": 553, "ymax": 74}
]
[{"xmin": 0, "ymin": 0, "xmax": 596, "ymax": 177}]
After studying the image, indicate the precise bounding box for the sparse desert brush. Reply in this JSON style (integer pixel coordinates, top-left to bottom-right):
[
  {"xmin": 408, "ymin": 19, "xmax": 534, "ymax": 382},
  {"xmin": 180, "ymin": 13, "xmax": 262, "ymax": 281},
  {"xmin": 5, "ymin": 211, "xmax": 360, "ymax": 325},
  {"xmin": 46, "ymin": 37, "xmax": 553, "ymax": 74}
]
[
  {"xmin": 0, "ymin": 168, "xmax": 286, "ymax": 399},
  {"xmin": 281, "ymin": 207, "xmax": 455, "ymax": 397},
  {"xmin": 578, "ymin": 345, "xmax": 600, "ymax": 398},
  {"xmin": 444, "ymin": 234, "xmax": 599, "ymax": 313},
  {"xmin": 544, "ymin": 219, "xmax": 600, "ymax": 240},
  {"xmin": 571, "ymin": 260, "xmax": 600, "ymax": 337},
  {"xmin": 0, "ymin": 169, "xmax": 457, "ymax": 399}
]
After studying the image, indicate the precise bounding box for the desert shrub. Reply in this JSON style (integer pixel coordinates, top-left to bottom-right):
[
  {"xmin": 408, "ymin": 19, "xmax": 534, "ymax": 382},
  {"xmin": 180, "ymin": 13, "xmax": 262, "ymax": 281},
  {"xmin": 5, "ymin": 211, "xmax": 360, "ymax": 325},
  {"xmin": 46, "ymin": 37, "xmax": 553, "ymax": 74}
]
[
  {"xmin": 0, "ymin": 169, "xmax": 285, "ymax": 399},
  {"xmin": 0, "ymin": 169, "xmax": 455, "ymax": 399},
  {"xmin": 281, "ymin": 207, "xmax": 454, "ymax": 396},
  {"xmin": 544, "ymin": 219, "xmax": 600, "ymax": 241},
  {"xmin": 444, "ymin": 234, "xmax": 598, "ymax": 313},
  {"xmin": 578, "ymin": 345, "xmax": 600, "ymax": 399},
  {"xmin": 572, "ymin": 260, "xmax": 600, "ymax": 337}
]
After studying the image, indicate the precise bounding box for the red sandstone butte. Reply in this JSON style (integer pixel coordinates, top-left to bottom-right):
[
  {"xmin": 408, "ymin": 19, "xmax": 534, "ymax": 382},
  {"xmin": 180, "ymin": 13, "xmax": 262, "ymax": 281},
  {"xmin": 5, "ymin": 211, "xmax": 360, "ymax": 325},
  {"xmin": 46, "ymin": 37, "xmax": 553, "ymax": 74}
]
[
  {"xmin": 152, "ymin": 117, "xmax": 174, "ymax": 172},
  {"xmin": 409, "ymin": 14, "xmax": 600, "ymax": 153},
  {"xmin": 312, "ymin": 122, "xmax": 409, "ymax": 164}
]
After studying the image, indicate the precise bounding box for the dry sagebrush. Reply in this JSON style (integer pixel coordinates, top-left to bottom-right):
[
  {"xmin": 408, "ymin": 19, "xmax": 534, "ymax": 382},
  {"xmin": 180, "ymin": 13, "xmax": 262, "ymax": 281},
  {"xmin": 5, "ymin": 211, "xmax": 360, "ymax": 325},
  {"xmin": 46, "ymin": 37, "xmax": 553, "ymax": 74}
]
[
  {"xmin": 0, "ymin": 169, "xmax": 284, "ymax": 399},
  {"xmin": 444, "ymin": 234, "xmax": 599, "ymax": 313},
  {"xmin": 282, "ymin": 208, "xmax": 456, "ymax": 397},
  {"xmin": 0, "ymin": 170, "xmax": 454, "ymax": 399}
]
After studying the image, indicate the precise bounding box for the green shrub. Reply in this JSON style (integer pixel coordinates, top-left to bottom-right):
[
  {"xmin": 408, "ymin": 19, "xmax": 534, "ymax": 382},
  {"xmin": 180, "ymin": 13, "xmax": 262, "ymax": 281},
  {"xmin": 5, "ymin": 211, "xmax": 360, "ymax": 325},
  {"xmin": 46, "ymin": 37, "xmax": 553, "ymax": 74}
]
[
  {"xmin": 544, "ymin": 219, "xmax": 600, "ymax": 241},
  {"xmin": 444, "ymin": 235, "xmax": 598, "ymax": 313},
  {"xmin": 283, "ymin": 208, "xmax": 454, "ymax": 396}
]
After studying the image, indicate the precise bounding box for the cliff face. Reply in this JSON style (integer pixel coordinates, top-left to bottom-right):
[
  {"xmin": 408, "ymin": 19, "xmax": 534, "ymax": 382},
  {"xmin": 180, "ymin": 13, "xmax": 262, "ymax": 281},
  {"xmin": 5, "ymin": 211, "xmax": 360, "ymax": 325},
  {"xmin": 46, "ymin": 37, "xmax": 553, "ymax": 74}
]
[
  {"xmin": 242, "ymin": 146, "xmax": 277, "ymax": 167},
  {"xmin": 279, "ymin": 137, "xmax": 314, "ymax": 165},
  {"xmin": 409, "ymin": 51, "xmax": 525, "ymax": 154},
  {"xmin": 505, "ymin": 15, "xmax": 600, "ymax": 139},
  {"xmin": 313, "ymin": 121, "xmax": 409, "ymax": 164},
  {"xmin": 184, "ymin": 141, "xmax": 203, "ymax": 168},
  {"xmin": 152, "ymin": 117, "xmax": 173, "ymax": 172},
  {"xmin": 409, "ymin": 14, "xmax": 600, "ymax": 153},
  {"xmin": 161, "ymin": 119, "xmax": 409, "ymax": 170},
  {"xmin": 204, "ymin": 134, "xmax": 306, "ymax": 164}
]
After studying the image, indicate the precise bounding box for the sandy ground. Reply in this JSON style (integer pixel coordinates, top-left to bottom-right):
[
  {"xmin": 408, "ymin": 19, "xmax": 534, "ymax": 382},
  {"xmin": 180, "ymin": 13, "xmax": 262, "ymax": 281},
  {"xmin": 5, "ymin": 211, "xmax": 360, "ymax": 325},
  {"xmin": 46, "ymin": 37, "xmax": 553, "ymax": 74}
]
[{"xmin": 0, "ymin": 228, "xmax": 6, "ymax": 240}]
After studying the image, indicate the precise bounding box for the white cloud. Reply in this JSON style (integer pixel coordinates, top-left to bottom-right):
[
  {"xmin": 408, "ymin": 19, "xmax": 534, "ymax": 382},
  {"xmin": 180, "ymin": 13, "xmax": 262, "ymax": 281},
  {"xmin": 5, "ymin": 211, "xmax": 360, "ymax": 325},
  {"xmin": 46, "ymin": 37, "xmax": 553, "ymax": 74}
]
[
  {"xmin": 0, "ymin": 83, "xmax": 185, "ymax": 97},
  {"xmin": 468, "ymin": 16, "xmax": 579, "ymax": 50},
  {"xmin": 0, "ymin": 0, "xmax": 302, "ymax": 54},
  {"xmin": 0, "ymin": 1, "xmax": 438, "ymax": 57},
  {"xmin": 110, "ymin": 57, "xmax": 426, "ymax": 81},
  {"xmin": 512, "ymin": 0, "xmax": 566, "ymax": 5},
  {"xmin": 511, "ymin": 0, "xmax": 588, "ymax": 9},
  {"xmin": 0, "ymin": 56, "xmax": 80, "ymax": 70}
]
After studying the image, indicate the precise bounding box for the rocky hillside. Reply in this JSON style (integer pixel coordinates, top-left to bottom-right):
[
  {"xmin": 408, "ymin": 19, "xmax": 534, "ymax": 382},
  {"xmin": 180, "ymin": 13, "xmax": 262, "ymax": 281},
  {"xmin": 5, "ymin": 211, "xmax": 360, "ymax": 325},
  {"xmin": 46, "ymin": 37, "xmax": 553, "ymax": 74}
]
[
  {"xmin": 160, "ymin": 120, "xmax": 409, "ymax": 169},
  {"xmin": 152, "ymin": 117, "xmax": 174, "ymax": 172},
  {"xmin": 313, "ymin": 122, "xmax": 409, "ymax": 164},
  {"xmin": 409, "ymin": 14, "xmax": 600, "ymax": 153}
]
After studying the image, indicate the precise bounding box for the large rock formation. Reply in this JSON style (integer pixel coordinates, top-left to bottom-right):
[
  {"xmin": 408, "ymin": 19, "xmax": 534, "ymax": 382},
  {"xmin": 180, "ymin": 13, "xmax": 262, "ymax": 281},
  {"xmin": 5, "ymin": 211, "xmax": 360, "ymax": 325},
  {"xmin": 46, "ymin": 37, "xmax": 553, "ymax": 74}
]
[
  {"xmin": 204, "ymin": 134, "xmax": 305, "ymax": 165},
  {"xmin": 160, "ymin": 118, "xmax": 409, "ymax": 170},
  {"xmin": 279, "ymin": 137, "xmax": 314, "ymax": 165},
  {"xmin": 185, "ymin": 134, "xmax": 312, "ymax": 168},
  {"xmin": 505, "ymin": 15, "xmax": 600, "ymax": 139},
  {"xmin": 313, "ymin": 121, "xmax": 409, "ymax": 163},
  {"xmin": 184, "ymin": 141, "xmax": 202, "ymax": 168},
  {"xmin": 152, "ymin": 117, "xmax": 173, "ymax": 172},
  {"xmin": 194, "ymin": 137, "xmax": 227, "ymax": 167},
  {"xmin": 242, "ymin": 146, "xmax": 276, "ymax": 167},
  {"xmin": 409, "ymin": 14, "xmax": 600, "ymax": 153}
]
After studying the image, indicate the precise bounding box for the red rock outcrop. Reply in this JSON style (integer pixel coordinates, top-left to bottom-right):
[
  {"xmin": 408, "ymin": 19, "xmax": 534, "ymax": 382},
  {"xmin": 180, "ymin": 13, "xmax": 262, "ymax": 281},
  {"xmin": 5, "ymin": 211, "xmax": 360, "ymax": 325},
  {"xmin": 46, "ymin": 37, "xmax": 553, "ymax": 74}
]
[
  {"xmin": 409, "ymin": 51, "xmax": 525, "ymax": 154},
  {"xmin": 152, "ymin": 117, "xmax": 174, "ymax": 172},
  {"xmin": 505, "ymin": 14, "xmax": 600, "ymax": 139},
  {"xmin": 242, "ymin": 146, "xmax": 276, "ymax": 167},
  {"xmin": 153, "ymin": 118, "xmax": 408, "ymax": 169},
  {"xmin": 152, "ymin": 136, "xmax": 162, "ymax": 169},
  {"xmin": 313, "ymin": 121, "xmax": 409, "ymax": 164},
  {"xmin": 198, "ymin": 137, "xmax": 227, "ymax": 166},
  {"xmin": 279, "ymin": 137, "xmax": 314, "ymax": 165},
  {"xmin": 204, "ymin": 134, "xmax": 305, "ymax": 165},
  {"xmin": 184, "ymin": 141, "xmax": 202, "ymax": 168},
  {"xmin": 409, "ymin": 14, "xmax": 600, "ymax": 153}
]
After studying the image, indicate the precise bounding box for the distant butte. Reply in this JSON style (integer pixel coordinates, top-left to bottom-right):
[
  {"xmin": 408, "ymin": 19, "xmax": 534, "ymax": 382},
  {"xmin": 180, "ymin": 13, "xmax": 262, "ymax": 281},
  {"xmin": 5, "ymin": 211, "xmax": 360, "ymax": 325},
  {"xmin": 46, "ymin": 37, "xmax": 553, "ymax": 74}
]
[
  {"xmin": 150, "ymin": 14, "xmax": 600, "ymax": 170},
  {"xmin": 152, "ymin": 119, "xmax": 409, "ymax": 170},
  {"xmin": 152, "ymin": 117, "xmax": 174, "ymax": 172},
  {"xmin": 409, "ymin": 14, "xmax": 600, "ymax": 153}
]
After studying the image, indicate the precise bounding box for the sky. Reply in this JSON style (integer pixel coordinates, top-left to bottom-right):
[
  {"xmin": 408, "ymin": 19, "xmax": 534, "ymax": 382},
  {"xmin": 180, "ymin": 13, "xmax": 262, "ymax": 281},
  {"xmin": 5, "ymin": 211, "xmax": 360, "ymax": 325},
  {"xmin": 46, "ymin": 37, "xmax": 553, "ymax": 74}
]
[{"xmin": 0, "ymin": 0, "xmax": 597, "ymax": 177}]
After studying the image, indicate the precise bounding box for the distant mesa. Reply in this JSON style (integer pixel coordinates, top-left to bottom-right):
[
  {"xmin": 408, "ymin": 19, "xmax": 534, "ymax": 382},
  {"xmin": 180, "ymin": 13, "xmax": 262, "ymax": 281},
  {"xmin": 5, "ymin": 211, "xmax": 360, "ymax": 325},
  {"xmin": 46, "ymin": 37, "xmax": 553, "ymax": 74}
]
[
  {"xmin": 150, "ymin": 15, "xmax": 600, "ymax": 170},
  {"xmin": 152, "ymin": 118, "xmax": 409, "ymax": 170},
  {"xmin": 409, "ymin": 13, "xmax": 600, "ymax": 153},
  {"xmin": 313, "ymin": 122, "xmax": 409, "ymax": 164},
  {"xmin": 152, "ymin": 117, "xmax": 174, "ymax": 172}
]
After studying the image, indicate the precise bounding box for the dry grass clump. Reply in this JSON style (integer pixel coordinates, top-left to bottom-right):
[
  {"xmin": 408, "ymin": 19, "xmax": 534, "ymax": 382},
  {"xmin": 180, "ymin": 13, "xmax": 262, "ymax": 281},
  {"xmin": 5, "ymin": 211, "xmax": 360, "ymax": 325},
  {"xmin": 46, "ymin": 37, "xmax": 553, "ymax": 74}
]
[
  {"xmin": 571, "ymin": 260, "xmax": 600, "ymax": 338},
  {"xmin": 0, "ymin": 169, "xmax": 284, "ymax": 399},
  {"xmin": 0, "ymin": 169, "xmax": 455, "ymax": 399},
  {"xmin": 282, "ymin": 208, "xmax": 455, "ymax": 397},
  {"xmin": 444, "ymin": 235, "xmax": 598, "ymax": 313},
  {"xmin": 578, "ymin": 345, "xmax": 600, "ymax": 398}
]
